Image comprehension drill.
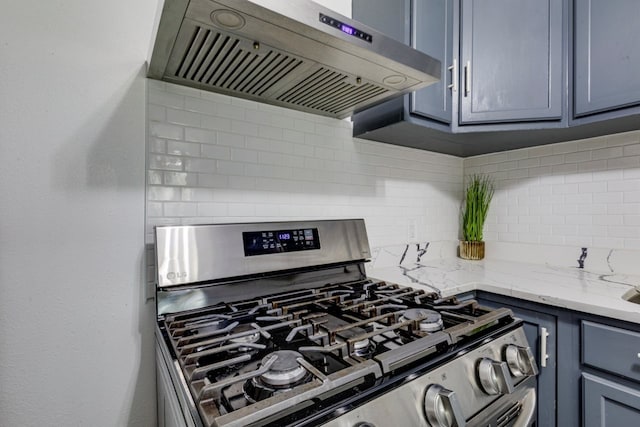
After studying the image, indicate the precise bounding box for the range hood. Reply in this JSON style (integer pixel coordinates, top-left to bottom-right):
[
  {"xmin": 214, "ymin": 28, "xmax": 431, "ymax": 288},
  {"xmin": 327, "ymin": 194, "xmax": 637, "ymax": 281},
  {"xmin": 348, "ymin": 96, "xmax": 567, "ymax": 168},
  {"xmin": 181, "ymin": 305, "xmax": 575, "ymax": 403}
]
[{"xmin": 148, "ymin": 0, "xmax": 440, "ymax": 119}]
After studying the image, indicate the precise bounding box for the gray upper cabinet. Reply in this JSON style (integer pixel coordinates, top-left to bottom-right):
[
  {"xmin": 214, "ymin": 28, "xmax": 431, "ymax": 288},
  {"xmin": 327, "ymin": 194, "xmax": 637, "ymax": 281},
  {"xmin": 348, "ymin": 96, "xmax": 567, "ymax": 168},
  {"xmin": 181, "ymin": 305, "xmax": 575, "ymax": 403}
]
[
  {"xmin": 410, "ymin": 0, "xmax": 454, "ymax": 123},
  {"xmin": 459, "ymin": 0, "xmax": 564, "ymax": 124},
  {"xmin": 574, "ymin": 0, "xmax": 640, "ymax": 117}
]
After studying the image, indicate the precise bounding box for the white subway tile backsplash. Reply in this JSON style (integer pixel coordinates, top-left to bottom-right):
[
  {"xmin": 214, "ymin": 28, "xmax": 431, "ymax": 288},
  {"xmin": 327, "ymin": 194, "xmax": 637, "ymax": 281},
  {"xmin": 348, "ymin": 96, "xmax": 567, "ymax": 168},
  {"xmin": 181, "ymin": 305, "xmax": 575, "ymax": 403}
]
[
  {"xmin": 552, "ymin": 163, "xmax": 578, "ymax": 175},
  {"xmin": 167, "ymin": 109, "xmax": 201, "ymax": 127},
  {"xmin": 593, "ymin": 215, "xmax": 623, "ymax": 226},
  {"xmin": 607, "ymin": 156, "xmax": 640, "ymax": 169},
  {"xmin": 183, "ymin": 158, "xmax": 216, "ymax": 173},
  {"xmin": 552, "ymin": 141, "xmax": 578, "ymax": 154},
  {"xmin": 540, "ymin": 154, "xmax": 565, "ymax": 166},
  {"xmin": 625, "ymin": 191, "xmax": 640, "ymax": 203},
  {"xmin": 197, "ymin": 202, "xmax": 228, "ymax": 216},
  {"xmin": 164, "ymin": 171, "xmax": 197, "ymax": 186},
  {"xmin": 149, "ymin": 155, "xmax": 183, "ymax": 171},
  {"xmin": 565, "ymin": 150, "xmax": 591, "ymax": 163},
  {"xmin": 465, "ymin": 129, "xmax": 640, "ymax": 250},
  {"xmin": 147, "ymin": 170, "xmax": 162, "ymax": 185},
  {"xmin": 201, "ymin": 115, "xmax": 232, "ymax": 132},
  {"xmin": 258, "ymin": 125, "xmax": 284, "ymax": 140},
  {"xmin": 163, "ymin": 202, "xmax": 197, "ymax": 217},
  {"xmin": 148, "ymin": 104, "xmax": 166, "ymax": 122},
  {"xmin": 216, "ymin": 104, "xmax": 245, "ymax": 121},
  {"xmin": 230, "ymin": 120, "xmax": 259, "ymax": 137},
  {"xmin": 149, "ymin": 138, "xmax": 166, "ymax": 154},
  {"xmin": 591, "ymin": 146, "xmax": 623, "ymax": 160},
  {"xmin": 577, "ymin": 137, "xmax": 607, "ymax": 151},
  {"xmin": 150, "ymin": 122, "xmax": 184, "ymax": 140},
  {"xmin": 246, "ymin": 137, "xmax": 294, "ymax": 154},
  {"xmin": 197, "ymin": 173, "xmax": 228, "ymax": 188},
  {"xmin": 217, "ymin": 132, "xmax": 245, "ymax": 148},
  {"xmin": 216, "ymin": 160, "xmax": 245, "ymax": 176},
  {"xmin": 293, "ymin": 118, "xmax": 315, "ymax": 133},
  {"xmin": 148, "ymin": 186, "xmax": 181, "ymax": 201},
  {"xmin": 185, "ymin": 127, "xmax": 216, "ymax": 144},
  {"xmin": 201, "ymin": 145, "xmax": 231, "ymax": 160},
  {"xmin": 167, "ymin": 140, "xmax": 200, "ymax": 157},
  {"xmin": 149, "ymin": 90, "xmax": 184, "ymax": 109},
  {"xmin": 148, "ymin": 81, "xmax": 639, "ymax": 260},
  {"xmin": 147, "ymin": 202, "xmax": 163, "ymax": 217},
  {"xmin": 185, "ymin": 97, "xmax": 217, "ymax": 115}
]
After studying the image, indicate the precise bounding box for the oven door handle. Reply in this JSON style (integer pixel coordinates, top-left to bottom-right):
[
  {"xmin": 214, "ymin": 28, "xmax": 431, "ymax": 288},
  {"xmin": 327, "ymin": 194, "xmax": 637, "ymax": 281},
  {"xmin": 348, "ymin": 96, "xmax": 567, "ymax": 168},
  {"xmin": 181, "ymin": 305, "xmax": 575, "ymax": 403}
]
[{"xmin": 514, "ymin": 387, "xmax": 537, "ymax": 427}]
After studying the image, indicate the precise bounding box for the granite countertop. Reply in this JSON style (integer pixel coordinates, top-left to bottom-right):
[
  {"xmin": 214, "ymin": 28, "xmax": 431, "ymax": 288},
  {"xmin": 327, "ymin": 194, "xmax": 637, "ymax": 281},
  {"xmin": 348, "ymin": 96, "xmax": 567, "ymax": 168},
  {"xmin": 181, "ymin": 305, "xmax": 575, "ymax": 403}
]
[{"xmin": 367, "ymin": 258, "xmax": 640, "ymax": 324}]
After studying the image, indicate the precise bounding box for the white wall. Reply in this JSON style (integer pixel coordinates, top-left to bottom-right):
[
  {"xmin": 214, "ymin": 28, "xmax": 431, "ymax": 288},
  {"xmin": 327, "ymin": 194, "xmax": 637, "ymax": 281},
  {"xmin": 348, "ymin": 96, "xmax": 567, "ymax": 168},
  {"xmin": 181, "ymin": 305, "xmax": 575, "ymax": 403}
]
[
  {"xmin": 464, "ymin": 131, "xmax": 640, "ymax": 249},
  {"xmin": 0, "ymin": 1, "xmax": 158, "ymax": 426},
  {"xmin": 145, "ymin": 81, "xmax": 463, "ymax": 282}
]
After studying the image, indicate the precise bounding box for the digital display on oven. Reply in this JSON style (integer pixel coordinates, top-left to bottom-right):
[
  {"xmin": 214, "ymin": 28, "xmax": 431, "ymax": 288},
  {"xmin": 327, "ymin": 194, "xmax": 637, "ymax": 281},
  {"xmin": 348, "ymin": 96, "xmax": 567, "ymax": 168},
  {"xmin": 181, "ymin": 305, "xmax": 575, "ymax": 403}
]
[{"xmin": 243, "ymin": 228, "xmax": 320, "ymax": 256}]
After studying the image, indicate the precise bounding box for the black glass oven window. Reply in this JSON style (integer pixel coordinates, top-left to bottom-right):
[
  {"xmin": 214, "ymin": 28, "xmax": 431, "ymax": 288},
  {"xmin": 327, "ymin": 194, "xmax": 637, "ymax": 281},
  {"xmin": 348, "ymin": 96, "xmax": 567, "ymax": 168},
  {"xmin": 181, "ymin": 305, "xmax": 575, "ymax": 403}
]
[{"xmin": 243, "ymin": 228, "xmax": 320, "ymax": 256}]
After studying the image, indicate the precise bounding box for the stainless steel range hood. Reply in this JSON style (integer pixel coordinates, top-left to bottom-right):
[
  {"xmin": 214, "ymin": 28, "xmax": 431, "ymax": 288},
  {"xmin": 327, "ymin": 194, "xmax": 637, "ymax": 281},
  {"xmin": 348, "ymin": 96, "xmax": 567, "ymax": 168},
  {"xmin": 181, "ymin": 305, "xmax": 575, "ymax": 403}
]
[{"xmin": 148, "ymin": 0, "xmax": 440, "ymax": 119}]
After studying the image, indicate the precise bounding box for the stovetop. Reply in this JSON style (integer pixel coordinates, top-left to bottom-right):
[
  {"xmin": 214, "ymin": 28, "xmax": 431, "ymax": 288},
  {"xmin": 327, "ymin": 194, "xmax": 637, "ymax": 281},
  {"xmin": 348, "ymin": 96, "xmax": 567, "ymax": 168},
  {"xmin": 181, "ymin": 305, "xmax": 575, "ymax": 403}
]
[{"xmin": 158, "ymin": 278, "xmax": 514, "ymax": 427}]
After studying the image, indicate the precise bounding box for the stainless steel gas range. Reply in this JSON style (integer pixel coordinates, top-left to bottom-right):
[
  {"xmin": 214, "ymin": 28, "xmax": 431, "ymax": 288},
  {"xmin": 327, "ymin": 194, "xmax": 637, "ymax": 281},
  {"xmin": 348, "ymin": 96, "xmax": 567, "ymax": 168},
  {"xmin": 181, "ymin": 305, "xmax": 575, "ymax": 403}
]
[{"xmin": 154, "ymin": 219, "xmax": 538, "ymax": 427}]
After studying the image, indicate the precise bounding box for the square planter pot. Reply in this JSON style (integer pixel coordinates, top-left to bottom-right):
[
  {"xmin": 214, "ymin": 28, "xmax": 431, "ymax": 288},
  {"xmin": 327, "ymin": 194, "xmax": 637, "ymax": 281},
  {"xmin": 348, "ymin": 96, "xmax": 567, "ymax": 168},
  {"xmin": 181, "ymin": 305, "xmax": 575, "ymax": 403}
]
[{"xmin": 459, "ymin": 241, "xmax": 485, "ymax": 260}]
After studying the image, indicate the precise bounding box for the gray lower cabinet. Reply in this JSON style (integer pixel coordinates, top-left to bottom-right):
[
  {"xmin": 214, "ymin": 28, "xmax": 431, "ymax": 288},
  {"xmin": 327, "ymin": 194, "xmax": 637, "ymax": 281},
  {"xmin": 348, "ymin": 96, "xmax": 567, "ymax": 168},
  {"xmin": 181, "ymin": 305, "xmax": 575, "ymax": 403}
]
[
  {"xmin": 459, "ymin": 0, "xmax": 564, "ymax": 124},
  {"xmin": 476, "ymin": 295, "xmax": 557, "ymax": 427},
  {"xmin": 477, "ymin": 292, "xmax": 640, "ymax": 427},
  {"xmin": 583, "ymin": 373, "xmax": 640, "ymax": 427},
  {"xmin": 574, "ymin": 0, "xmax": 640, "ymax": 117}
]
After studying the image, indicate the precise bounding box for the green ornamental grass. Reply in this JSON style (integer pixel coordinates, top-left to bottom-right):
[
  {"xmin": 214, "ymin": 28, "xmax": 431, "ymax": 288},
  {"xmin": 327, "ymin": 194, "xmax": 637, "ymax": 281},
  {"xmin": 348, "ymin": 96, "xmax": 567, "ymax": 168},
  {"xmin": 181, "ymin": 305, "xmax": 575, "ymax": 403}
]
[{"xmin": 462, "ymin": 174, "xmax": 495, "ymax": 242}]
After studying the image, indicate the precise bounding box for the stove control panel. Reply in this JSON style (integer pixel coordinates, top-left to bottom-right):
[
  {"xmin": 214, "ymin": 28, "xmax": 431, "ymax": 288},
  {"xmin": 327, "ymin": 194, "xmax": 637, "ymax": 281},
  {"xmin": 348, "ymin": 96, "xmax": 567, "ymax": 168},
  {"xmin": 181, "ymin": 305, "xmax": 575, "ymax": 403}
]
[
  {"xmin": 321, "ymin": 327, "xmax": 537, "ymax": 427},
  {"xmin": 243, "ymin": 228, "xmax": 320, "ymax": 256}
]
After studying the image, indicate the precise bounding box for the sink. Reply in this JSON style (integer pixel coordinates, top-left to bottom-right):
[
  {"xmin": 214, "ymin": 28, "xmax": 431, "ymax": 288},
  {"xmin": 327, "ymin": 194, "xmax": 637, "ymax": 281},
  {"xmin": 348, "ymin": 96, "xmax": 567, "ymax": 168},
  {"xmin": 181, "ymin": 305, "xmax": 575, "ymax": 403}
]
[{"xmin": 622, "ymin": 287, "xmax": 640, "ymax": 304}]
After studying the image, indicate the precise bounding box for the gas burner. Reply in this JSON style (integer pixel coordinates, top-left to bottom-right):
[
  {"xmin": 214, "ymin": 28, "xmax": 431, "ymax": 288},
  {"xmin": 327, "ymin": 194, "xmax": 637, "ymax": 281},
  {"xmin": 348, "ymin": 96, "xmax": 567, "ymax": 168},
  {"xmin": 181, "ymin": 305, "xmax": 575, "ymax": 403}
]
[
  {"xmin": 243, "ymin": 350, "xmax": 312, "ymax": 403},
  {"xmin": 400, "ymin": 308, "xmax": 444, "ymax": 332},
  {"xmin": 226, "ymin": 324, "xmax": 262, "ymax": 352},
  {"xmin": 260, "ymin": 350, "xmax": 308, "ymax": 386},
  {"xmin": 351, "ymin": 338, "xmax": 376, "ymax": 358}
]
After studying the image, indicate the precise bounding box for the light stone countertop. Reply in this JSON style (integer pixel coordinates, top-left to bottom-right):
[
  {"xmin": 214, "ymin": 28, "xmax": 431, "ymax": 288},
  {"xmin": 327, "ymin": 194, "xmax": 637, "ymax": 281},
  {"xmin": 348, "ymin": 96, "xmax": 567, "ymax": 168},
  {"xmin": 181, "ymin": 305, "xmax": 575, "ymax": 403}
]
[{"xmin": 367, "ymin": 258, "xmax": 640, "ymax": 324}]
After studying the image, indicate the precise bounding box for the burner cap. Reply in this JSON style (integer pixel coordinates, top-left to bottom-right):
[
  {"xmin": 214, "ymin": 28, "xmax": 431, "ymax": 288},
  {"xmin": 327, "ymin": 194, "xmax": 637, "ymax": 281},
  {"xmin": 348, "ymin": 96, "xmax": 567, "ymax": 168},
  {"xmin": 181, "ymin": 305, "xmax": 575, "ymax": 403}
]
[
  {"xmin": 400, "ymin": 308, "xmax": 444, "ymax": 332},
  {"xmin": 351, "ymin": 338, "xmax": 375, "ymax": 358},
  {"xmin": 229, "ymin": 332, "xmax": 260, "ymax": 345},
  {"xmin": 260, "ymin": 350, "xmax": 307, "ymax": 386}
]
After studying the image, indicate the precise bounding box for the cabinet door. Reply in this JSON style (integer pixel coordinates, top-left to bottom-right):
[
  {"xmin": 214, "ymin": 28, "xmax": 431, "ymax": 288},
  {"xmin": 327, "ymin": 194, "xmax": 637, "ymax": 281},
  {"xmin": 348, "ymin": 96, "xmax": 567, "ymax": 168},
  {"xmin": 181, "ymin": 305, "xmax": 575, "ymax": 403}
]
[
  {"xmin": 583, "ymin": 373, "xmax": 640, "ymax": 426},
  {"xmin": 574, "ymin": 0, "xmax": 640, "ymax": 116},
  {"xmin": 477, "ymin": 298, "xmax": 557, "ymax": 427},
  {"xmin": 459, "ymin": 0, "xmax": 563, "ymax": 124},
  {"xmin": 410, "ymin": 0, "xmax": 454, "ymax": 123}
]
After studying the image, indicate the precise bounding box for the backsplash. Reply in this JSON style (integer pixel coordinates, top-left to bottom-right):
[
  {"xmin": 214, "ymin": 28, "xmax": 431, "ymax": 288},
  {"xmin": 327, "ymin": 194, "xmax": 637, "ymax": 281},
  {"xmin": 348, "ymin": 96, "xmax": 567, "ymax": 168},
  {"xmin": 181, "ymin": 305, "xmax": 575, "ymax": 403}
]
[
  {"xmin": 146, "ymin": 80, "xmax": 463, "ymax": 282},
  {"xmin": 464, "ymin": 131, "xmax": 640, "ymax": 250},
  {"xmin": 146, "ymin": 81, "xmax": 640, "ymax": 279}
]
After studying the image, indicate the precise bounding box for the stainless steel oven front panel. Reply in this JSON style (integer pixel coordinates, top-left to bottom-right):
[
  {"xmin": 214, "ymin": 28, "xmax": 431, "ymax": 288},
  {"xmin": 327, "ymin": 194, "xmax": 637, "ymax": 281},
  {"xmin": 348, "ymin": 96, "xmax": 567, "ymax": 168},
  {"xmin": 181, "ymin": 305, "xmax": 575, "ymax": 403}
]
[
  {"xmin": 321, "ymin": 327, "xmax": 534, "ymax": 427},
  {"xmin": 155, "ymin": 219, "xmax": 370, "ymax": 288}
]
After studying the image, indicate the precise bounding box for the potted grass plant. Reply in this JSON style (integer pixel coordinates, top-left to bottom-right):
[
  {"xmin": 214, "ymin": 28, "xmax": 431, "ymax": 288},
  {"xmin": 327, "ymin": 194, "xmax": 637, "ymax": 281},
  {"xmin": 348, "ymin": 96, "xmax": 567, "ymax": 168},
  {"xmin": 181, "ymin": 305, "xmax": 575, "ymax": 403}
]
[{"xmin": 460, "ymin": 174, "xmax": 494, "ymax": 260}]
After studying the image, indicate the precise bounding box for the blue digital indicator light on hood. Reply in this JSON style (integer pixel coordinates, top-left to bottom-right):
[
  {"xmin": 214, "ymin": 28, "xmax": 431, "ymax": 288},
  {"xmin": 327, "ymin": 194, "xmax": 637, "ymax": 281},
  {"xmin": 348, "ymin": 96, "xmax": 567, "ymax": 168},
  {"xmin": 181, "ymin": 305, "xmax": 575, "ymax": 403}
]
[{"xmin": 319, "ymin": 13, "xmax": 372, "ymax": 43}]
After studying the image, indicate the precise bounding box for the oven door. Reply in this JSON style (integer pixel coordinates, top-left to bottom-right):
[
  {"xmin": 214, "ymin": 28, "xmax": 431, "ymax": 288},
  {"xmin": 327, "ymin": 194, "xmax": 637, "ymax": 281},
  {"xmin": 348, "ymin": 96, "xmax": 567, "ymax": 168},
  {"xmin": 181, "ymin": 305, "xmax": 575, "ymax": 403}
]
[{"xmin": 468, "ymin": 377, "xmax": 536, "ymax": 427}]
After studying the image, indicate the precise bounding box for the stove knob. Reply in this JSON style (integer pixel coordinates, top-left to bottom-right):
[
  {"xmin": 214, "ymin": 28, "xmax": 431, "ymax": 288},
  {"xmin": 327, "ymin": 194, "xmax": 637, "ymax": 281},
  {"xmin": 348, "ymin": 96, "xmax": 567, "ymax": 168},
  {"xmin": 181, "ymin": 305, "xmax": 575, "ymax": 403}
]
[
  {"xmin": 505, "ymin": 344, "xmax": 539, "ymax": 377},
  {"xmin": 424, "ymin": 384, "xmax": 466, "ymax": 427},
  {"xmin": 477, "ymin": 358, "xmax": 515, "ymax": 395}
]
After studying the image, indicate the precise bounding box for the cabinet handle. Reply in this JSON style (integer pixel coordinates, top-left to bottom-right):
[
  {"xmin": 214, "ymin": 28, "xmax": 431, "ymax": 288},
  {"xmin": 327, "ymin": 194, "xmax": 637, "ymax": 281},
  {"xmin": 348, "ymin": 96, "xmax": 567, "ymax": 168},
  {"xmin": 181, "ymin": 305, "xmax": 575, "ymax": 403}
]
[
  {"xmin": 540, "ymin": 327, "xmax": 550, "ymax": 368},
  {"xmin": 447, "ymin": 59, "xmax": 457, "ymax": 92},
  {"xmin": 464, "ymin": 61, "xmax": 471, "ymax": 97}
]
